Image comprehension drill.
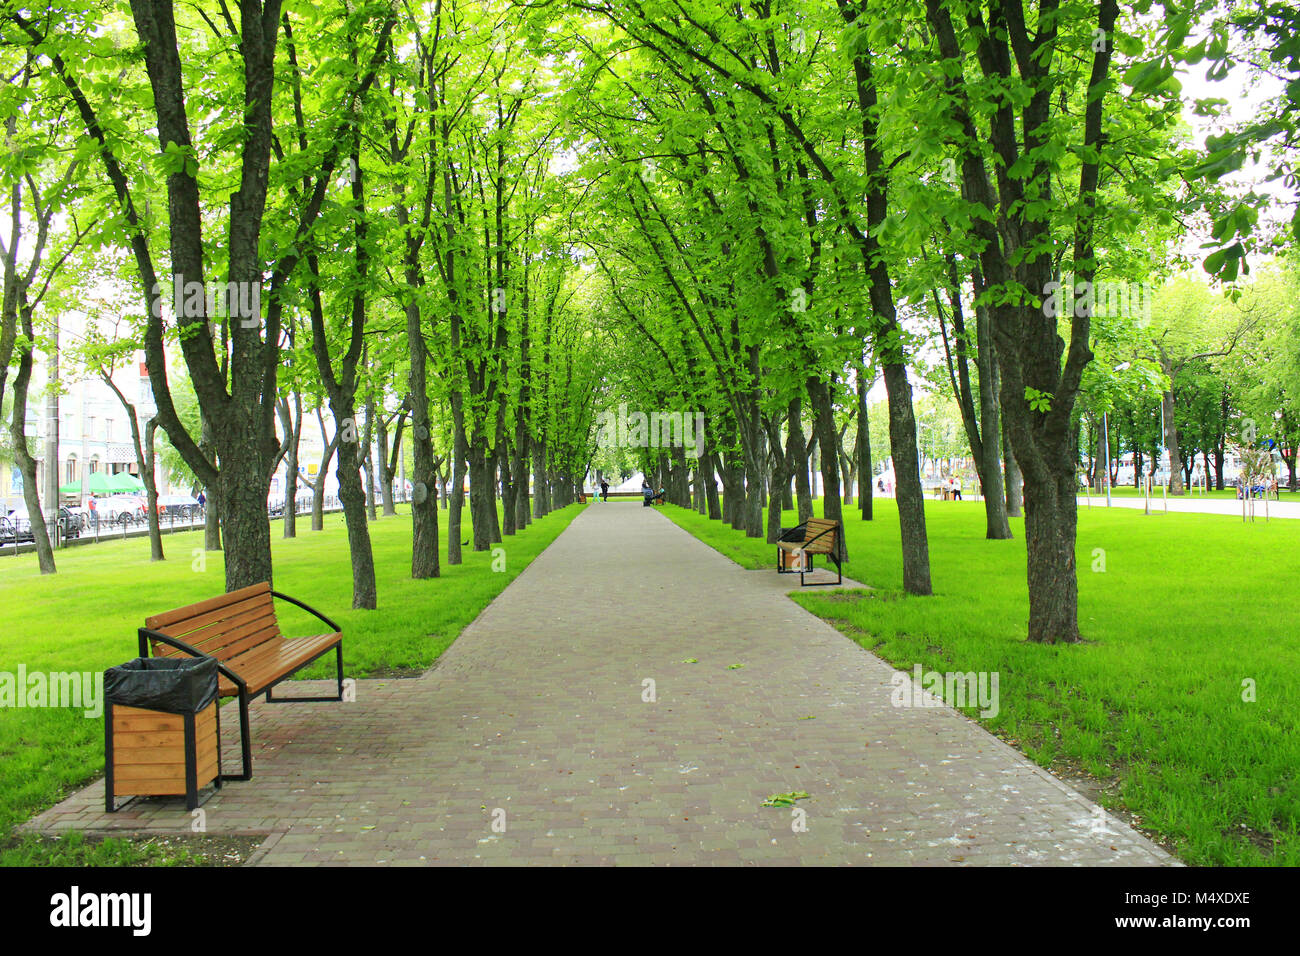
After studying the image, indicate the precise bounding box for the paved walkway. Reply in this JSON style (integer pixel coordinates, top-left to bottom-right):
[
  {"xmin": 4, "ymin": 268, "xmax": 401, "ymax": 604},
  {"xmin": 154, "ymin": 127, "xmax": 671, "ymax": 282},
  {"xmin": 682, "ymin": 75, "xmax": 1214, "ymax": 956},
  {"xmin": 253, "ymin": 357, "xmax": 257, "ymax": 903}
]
[
  {"xmin": 26, "ymin": 503, "xmax": 1174, "ymax": 865},
  {"xmin": 1076, "ymin": 493, "xmax": 1300, "ymax": 519}
]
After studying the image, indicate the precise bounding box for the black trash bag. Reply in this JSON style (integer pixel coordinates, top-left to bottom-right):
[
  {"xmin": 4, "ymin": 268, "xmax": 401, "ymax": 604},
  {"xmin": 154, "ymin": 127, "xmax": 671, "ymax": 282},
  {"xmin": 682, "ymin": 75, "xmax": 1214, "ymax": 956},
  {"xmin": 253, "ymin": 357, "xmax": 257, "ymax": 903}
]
[
  {"xmin": 778, "ymin": 523, "xmax": 807, "ymax": 543},
  {"xmin": 104, "ymin": 656, "xmax": 219, "ymax": 715}
]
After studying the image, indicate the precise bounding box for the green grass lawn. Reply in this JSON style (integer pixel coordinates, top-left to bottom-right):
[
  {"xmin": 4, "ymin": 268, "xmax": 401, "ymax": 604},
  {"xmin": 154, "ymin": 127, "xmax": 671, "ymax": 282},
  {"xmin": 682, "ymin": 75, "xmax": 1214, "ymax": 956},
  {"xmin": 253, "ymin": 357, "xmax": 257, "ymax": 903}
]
[
  {"xmin": 661, "ymin": 498, "xmax": 1300, "ymax": 866},
  {"xmin": 0, "ymin": 501, "xmax": 581, "ymax": 865}
]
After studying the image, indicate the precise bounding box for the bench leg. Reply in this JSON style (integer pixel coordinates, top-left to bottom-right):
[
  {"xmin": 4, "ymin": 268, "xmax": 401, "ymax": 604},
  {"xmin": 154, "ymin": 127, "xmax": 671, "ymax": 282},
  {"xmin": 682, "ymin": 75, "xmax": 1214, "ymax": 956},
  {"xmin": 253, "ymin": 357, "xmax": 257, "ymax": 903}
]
[
  {"xmin": 221, "ymin": 690, "xmax": 253, "ymax": 783},
  {"xmin": 800, "ymin": 552, "xmax": 843, "ymax": 586}
]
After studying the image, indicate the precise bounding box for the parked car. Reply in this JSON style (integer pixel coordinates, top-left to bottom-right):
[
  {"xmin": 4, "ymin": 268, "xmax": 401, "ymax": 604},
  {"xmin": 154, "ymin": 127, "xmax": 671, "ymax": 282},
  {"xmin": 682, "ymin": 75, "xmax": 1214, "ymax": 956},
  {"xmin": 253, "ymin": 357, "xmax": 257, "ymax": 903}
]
[
  {"xmin": 1, "ymin": 511, "xmax": 34, "ymax": 544},
  {"xmin": 59, "ymin": 507, "xmax": 82, "ymax": 538},
  {"xmin": 100, "ymin": 495, "xmax": 147, "ymax": 527},
  {"xmin": 0, "ymin": 515, "xmax": 26, "ymax": 545},
  {"xmin": 6, "ymin": 505, "xmax": 83, "ymax": 539}
]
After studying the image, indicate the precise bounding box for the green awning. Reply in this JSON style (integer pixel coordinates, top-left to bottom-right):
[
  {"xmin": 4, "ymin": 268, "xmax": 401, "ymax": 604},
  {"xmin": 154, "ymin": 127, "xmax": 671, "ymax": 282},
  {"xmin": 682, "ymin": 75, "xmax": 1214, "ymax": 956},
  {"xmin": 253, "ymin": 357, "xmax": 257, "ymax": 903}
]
[
  {"xmin": 107, "ymin": 471, "xmax": 145, "ymax": 492},
  {"xmin": 58, "ymin": 472, "xmax": 116, "ymax": 495}
]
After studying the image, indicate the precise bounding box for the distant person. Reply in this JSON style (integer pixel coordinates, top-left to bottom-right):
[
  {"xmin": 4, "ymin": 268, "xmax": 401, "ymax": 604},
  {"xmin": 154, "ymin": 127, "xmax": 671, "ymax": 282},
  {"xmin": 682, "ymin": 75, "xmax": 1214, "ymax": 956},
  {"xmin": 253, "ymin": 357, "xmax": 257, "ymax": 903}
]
[
  {"xmin": 197, "ymin": 490, "xmax": 206, "ymax": 508},
  {"xmin": 88, "ymin": 496, "xmax": 97, "ymax": 527},
  {"xmin": 600, "ymin": 479, "xmax": 609, "ymax": 502},
  {"xmin": 953, "ymin": 475, "xmax": 962, "ymax": 501},
  {"xmin": 642, "ymin": 480, "xmax": 654, "ymax": 507}
]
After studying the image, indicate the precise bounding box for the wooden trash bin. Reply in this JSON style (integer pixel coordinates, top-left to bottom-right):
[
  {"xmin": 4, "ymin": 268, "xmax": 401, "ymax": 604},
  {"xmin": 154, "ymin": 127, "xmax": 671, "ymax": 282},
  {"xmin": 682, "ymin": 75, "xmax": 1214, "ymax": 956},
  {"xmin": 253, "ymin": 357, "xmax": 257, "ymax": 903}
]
[
  {"xmin": 104, "ymin": 656, "xmax": 222, "ymax": 812},
  {"xmin": 778, "ymin": 547, "xmax": 808, "ymax": 572},
  {"xmin": 106, "ymin": 701, "xmax": 220, "ymax": 811}
]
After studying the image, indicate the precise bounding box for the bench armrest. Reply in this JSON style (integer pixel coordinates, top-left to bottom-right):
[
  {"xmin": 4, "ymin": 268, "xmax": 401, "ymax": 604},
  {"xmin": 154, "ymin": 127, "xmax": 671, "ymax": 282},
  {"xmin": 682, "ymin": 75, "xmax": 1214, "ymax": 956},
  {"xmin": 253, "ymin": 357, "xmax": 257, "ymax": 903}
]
[
  {"xmin": 137, "ymin": 626, "xmax": 247, "ymax": 694},
  {"xmin": 270, "ymin": 590, "xmax": 342, "ymax": 634}
]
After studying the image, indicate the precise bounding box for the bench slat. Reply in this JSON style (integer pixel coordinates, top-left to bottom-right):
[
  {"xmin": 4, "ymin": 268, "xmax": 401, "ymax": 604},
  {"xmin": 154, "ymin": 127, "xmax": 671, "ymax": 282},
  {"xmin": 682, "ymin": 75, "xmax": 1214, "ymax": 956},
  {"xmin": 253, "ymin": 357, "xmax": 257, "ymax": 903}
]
[
  {"xmin": 153, "ymin": 591, "xmax": 275, "ymax": 642},
  {"xmin": 208, "ymin": 621, "xmax": 284, "ymax": 663},
  {"xmin": 802, "ymin": 519, "xmax": 839, "ymax": 550},
  {"xmin": 217, "ymin": 633, "xmax": 342, "ymax": 697},
  {"xmin": 145, "ymin": 581, "xmax": 272, "ymax": 630},
  {"xmin": 153, "ymin": 610, "xmax": 280, "ymax": 660}
]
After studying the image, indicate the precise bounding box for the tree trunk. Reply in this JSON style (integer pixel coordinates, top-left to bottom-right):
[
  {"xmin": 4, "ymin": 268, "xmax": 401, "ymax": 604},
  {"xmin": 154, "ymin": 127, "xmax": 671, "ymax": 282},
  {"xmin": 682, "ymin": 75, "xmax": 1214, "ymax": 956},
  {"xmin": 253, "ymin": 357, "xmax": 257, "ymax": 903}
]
[
  {"xmin": 725, "ymin": 452, "xmax": 745, "ymax": 530},
  {"xmin": 311, "ymin": 408, "xmax": 339, "ymax": 532},
  {"xmin": 407, "ymin": 306, "xmax": 440, "ymax": 578},
  {"xmin": 9, "ymin": 310, "xmax": 55, "ymax": 573},
  {"xmin": 377, "ymin": 409, "xmax": 396, "ymax": 517},
  {"xmin": 882, "ymin": 362, "xmax": 931, "ymax": 594},
  {"xmin": 531, "ymin": 435, "xmax": 549, "ymax": 519},
  {"xmin": 838, "ymin": 425, "xmax": 854, "ymax": 505},
  {"xmin": 449, "ymin": 395, "xmax": 468, "ymax": 563},
  {"xmin": 973, "ymin": 291, "xmax": 1011, "ymax": 537},
  {"xmin": 363, "ymin": 408, "xmax": 378, "ymax": 521},
  {"xmin": 1021, "ymin": 467, "xmax": 1081, "ymax": 644},
  {"xmin": 332, "ymin": 401, "xmax": 378, "ymax": 609},
  {"xmin": 766, "ymin": 459, "xmax": 786, "ymax": 544},
  {"xmin": 106, "ymin": 374, "xmax": 165, "ymax": 560},
  {"xmin": 1003, "ymin": 414, "xmax": 1023, "ymax": 516},
  {"xmin": 857, "ymin": 372, "xmax": 873, "ymax": 521},
  {"xmin": 808, "ymin": 375, "xmax": 847, "ymax": 561},
  {"xmin": 703, "ymin": 450, "xmax": 722, "ymax": 520},
  {"xmin": 499, "ymin": 437, "xmax": 516, "ymax": 536},
  {"xmin": 218, "ymin": 444, "xmax": 274, "ymax": 591},
  {"xmin": 281, "ymin": 393, "xmax": 302, "ymax": 538},
  {"xmin": 790, "ymin": 412, "xmax": 812, "ymax": 522},
  {"xmin": 1161, "ymin": 384, "xmax": 1184, "ymax": 495},
  {"xmin": 467, "ymin": 432, "xmax": 494, "ymax": 551},
  {"xmin": 201, "ymin": 415, "xmax": 222, "ymax": 549},
  {"xmin": 808, "ymin": 440, "xmax": 820, "ymax": 500},
  {"xmin": 485, "ymin": 441, "xmax": 502, "ymax": 544},
  {"xmin": 141, "ymin": 421, "xmax": 164, "ymax": 560}
]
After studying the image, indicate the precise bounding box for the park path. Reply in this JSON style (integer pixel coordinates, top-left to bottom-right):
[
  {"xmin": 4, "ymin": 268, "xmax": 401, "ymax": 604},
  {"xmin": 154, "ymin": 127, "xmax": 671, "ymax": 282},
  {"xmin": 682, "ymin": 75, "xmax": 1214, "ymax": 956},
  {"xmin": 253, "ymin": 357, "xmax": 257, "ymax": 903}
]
[
  {"xmin": 27, "ymin": 502, "xmax": 1174, "ymax": 865},
  {"xmin": 1074, "ymin": 493, "xmax": 1300, "ymax": 519}
]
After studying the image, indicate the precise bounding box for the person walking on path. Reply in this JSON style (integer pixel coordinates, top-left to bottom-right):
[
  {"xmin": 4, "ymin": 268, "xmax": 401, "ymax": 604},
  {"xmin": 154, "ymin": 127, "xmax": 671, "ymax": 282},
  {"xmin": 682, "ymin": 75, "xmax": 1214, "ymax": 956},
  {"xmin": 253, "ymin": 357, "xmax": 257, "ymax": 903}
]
[
  {"xmin": 953, "ymin": 475, "xmax": 963, "ymax": 501},
  {"xmin": 600, "ymin": 479, "xmax": 609, "ymax": 502}
]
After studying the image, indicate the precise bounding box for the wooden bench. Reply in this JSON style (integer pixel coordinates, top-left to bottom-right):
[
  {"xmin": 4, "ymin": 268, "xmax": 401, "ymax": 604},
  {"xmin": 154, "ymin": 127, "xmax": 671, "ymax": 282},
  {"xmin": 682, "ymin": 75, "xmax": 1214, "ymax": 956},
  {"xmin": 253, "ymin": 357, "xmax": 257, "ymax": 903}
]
[
  {"xmin": 137, "ymin": 582, "xmax": 343, "ymax": 781},
  {"xmin": 775, "ymin": 518, "xmax": 843, "ymax": 586}
]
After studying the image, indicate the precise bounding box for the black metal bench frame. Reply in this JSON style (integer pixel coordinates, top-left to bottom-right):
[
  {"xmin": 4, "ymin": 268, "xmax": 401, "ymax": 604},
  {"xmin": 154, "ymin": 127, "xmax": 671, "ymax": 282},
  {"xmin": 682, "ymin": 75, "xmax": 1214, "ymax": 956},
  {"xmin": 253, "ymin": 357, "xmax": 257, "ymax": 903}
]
[
  {"xmin": 137, "ymin": 590, "xmax": 343, "ymax": 782},
  {"xmin": 776, "ymin": 521, "xmax": 843, "ymax": 587}
]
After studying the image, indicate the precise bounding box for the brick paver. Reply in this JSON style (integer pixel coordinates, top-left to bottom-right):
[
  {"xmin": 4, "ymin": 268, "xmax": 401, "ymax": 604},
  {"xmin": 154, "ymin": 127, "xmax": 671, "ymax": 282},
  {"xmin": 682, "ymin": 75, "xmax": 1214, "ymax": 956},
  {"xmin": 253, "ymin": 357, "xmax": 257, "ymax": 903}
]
[{"xmin": 24, "ymin": 503, "xmax": 1176, "ymax": 865}]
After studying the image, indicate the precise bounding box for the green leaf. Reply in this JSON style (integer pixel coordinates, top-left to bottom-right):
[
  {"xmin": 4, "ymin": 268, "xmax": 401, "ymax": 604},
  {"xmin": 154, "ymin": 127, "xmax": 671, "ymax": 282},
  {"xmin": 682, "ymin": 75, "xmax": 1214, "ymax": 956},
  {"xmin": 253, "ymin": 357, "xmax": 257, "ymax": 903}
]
[{"xmin": 761, "ymin": 791, "xmax": 810, "ymax": 808}]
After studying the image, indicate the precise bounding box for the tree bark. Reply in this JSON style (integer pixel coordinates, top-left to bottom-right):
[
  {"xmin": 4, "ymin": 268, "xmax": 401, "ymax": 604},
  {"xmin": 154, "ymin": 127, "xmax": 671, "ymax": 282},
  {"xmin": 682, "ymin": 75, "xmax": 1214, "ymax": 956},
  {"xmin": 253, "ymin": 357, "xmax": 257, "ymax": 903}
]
[
  {"xmin": 807, "ymin": 375, "xmax": 847, "ymax": 561},
  {"xmin": 9, "ymin": 299, "xmax": 54, "ymax": 573},
  {"xmin": 278, "ymin": 393, "xmax": 302, "ymax": 538},
  {"xmin": 1160, "ymin": 372, "xmax": 1183, "ymax": 495},
  {"xmin": 1003, "ymin": 413, "xmax": 1023, "ymax": 516},
  {"xmin": 857, "ymin": 370, "xmax": 873, "ymax": 521},
  {"xmin": 311, "ymin": 407, "xmax": 339, "ymax": 532}
]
